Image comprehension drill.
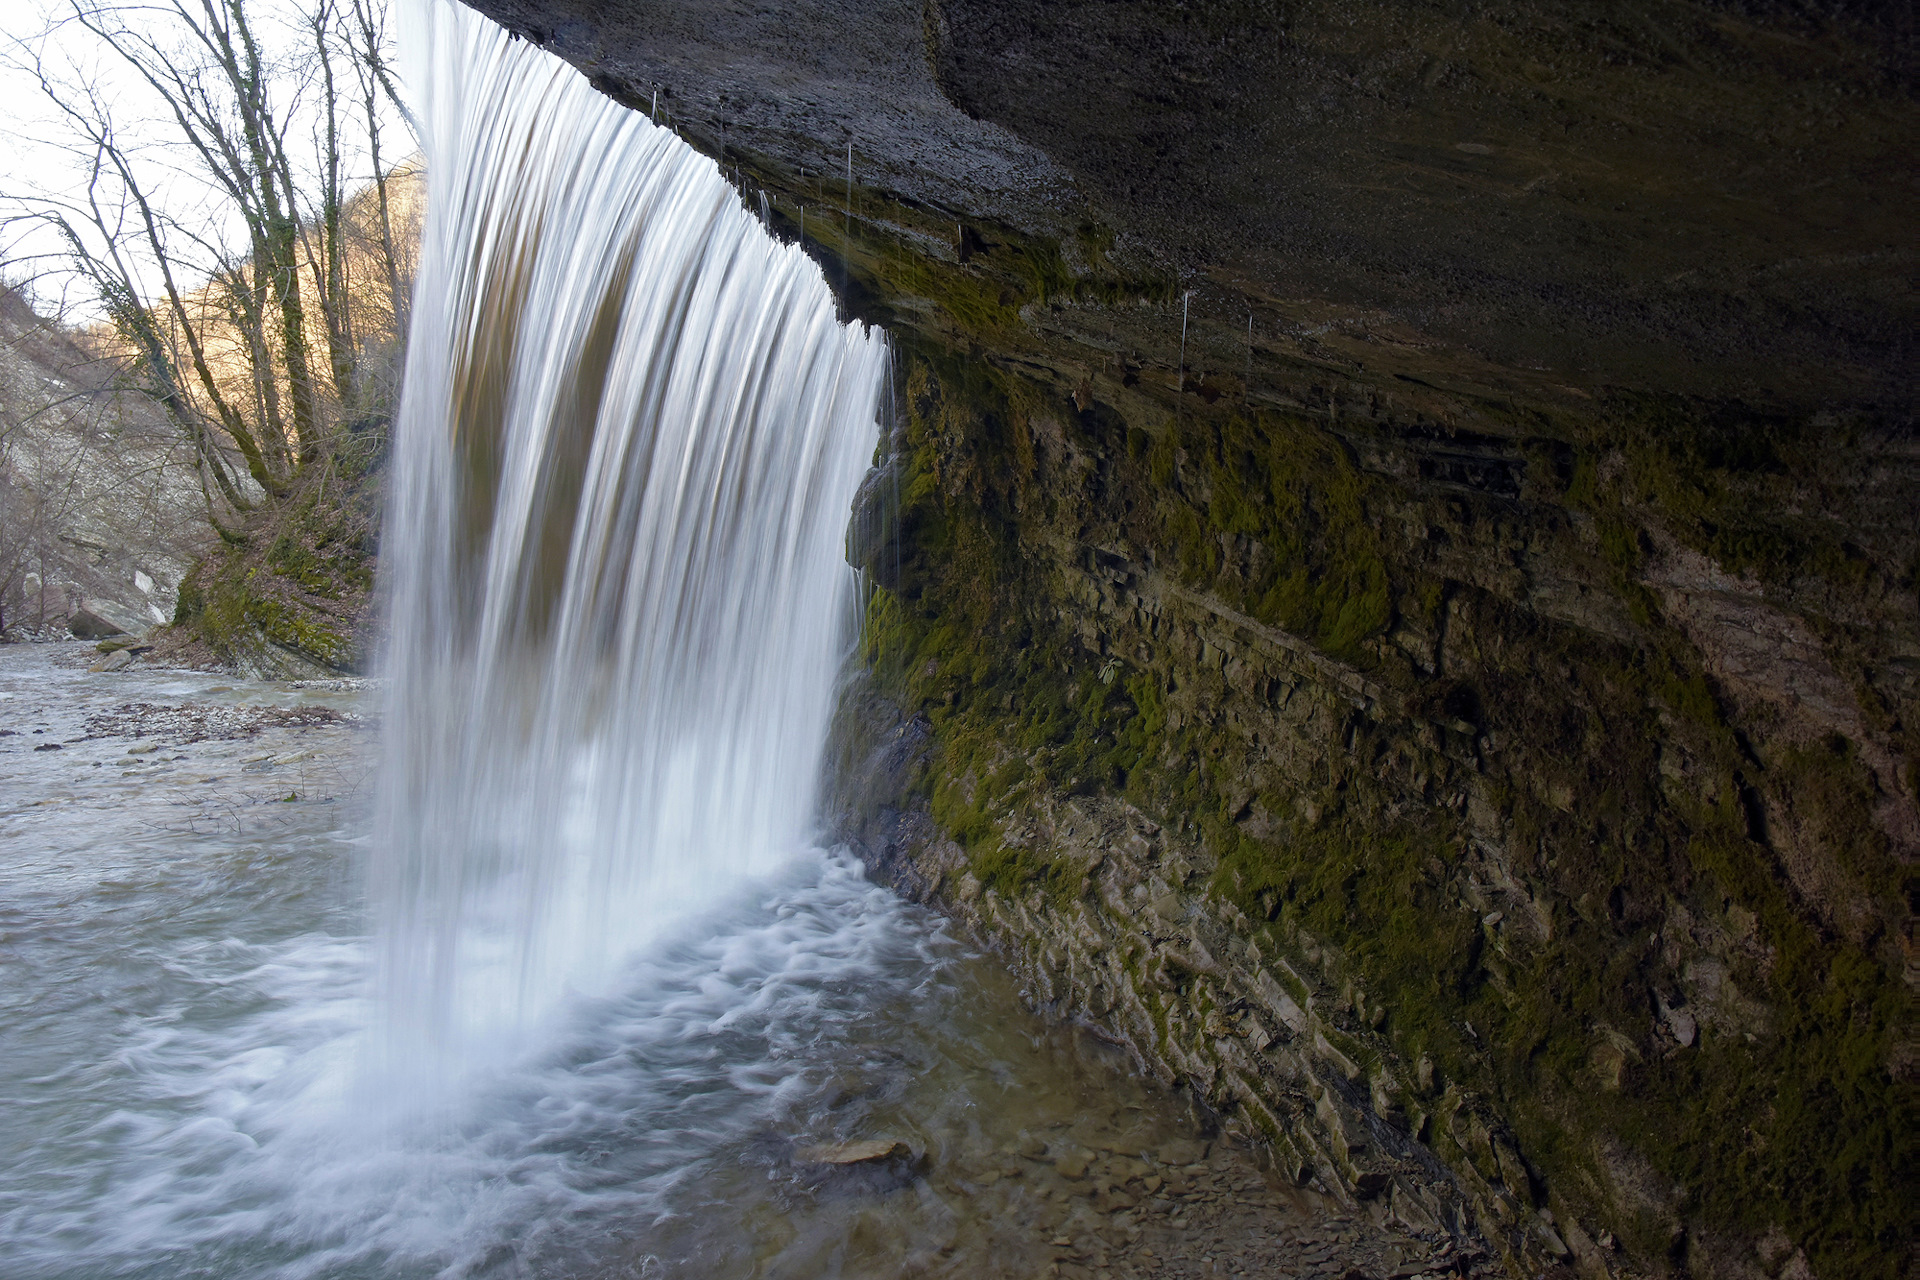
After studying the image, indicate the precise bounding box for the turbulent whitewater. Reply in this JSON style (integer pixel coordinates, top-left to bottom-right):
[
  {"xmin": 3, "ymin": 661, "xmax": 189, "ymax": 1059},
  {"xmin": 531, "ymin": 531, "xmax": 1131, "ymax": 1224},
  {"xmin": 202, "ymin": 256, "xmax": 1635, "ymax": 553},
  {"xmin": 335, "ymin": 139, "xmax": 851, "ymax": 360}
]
[{"xmin": 378, "ymin": 0, "xmax": 887, "ymax": 1067}]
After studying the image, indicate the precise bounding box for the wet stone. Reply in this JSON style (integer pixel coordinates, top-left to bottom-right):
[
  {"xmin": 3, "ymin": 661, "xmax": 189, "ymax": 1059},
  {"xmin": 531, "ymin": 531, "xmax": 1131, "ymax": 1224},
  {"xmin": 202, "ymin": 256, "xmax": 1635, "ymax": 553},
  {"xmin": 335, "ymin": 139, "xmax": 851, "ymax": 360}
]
[
  {"xmin": 792, "ymin": 1137, "xmax": 923, "ymax": 1197},
  {"xmin": 796, "ymin": 1138, "xmax": 914, "ymax": 1166},
  {"xmin": 1053, "ymin": 1146, "xmax": 1096, "ymax": 1178}
]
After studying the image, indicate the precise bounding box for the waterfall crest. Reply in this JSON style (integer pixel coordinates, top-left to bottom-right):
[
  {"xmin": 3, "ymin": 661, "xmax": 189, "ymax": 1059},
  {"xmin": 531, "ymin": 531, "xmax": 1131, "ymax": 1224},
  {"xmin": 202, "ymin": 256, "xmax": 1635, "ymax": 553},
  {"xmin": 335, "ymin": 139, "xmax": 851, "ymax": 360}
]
[{"xmin": 377, "ymin": 0, "xmax": 885, "ymax": 1068}]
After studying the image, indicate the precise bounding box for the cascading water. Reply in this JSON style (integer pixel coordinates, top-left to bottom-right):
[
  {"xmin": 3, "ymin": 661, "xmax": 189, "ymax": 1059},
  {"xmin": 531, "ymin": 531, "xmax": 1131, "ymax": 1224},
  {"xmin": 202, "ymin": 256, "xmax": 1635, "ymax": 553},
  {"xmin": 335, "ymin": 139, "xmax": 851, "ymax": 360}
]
[{"xmin": 378, "ymin": 0, "xmax": 887, "ymax": 1072}]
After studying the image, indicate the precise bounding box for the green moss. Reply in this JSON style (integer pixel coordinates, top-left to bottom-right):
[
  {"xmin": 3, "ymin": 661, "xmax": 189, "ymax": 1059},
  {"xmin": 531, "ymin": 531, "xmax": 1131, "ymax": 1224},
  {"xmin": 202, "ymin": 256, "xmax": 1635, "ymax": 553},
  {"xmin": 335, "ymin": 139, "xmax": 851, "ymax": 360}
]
[
  {"xmin": 247, "ymin": 595, "xmax": 352, "ymax": 667},
  {"xmin": 1072, "ymin": 220, "xmax": 1117, "ymax": 272},
  {"xmin": 856, "ymin": 346, "xmax": 1915, "ymax": 1279},
  {"xmin": 972, "ymin": 842, "xmax": 1088, "ymax": 910},
  {"xmin": 1009, "ymin": 238, "xmax": 1075, "ymax": 306},
  {"xmin": 866, "ymin": 234, "xmax": 1023, "ymax": 337},
  {"xmin": 1115, "ymin": 672, "xmax": 1166, "ymax": 779},
  {"xmin": 1213, "ymin": 818, "xmax": 1481, "ymax": 1064},
  {"xmin": 171, "ymin": 578, "xmax": 204, "ymax": 626},
  {"xmin": 1130, "ymin": 411, "xmax": 1396, "ymax": 664},
  {"xmin": 1577, "ymin": 395, "xmax": 1904, "ymax": 609},
  {"xmin": 172, "ymin": 447, "xmax": 379, "ymax": 672},
  {"xmin": 1596, "ymin": 515, "xmax": 1645, "ymax": 574},
  {"xmin": 1206, "ymin": 762, "xmax": 1911, "ymax": 1275},
  {"xmin": 1665, "ymin": 819, "xmax": 1913, "ymax": 1274},
  {"xmin": 1656, "ymin": 668, "xmax": 1723, "ymax": 728},
  {"xmin": 800, "ymin": 184, "xmax": 1170, "ymax": 348}
]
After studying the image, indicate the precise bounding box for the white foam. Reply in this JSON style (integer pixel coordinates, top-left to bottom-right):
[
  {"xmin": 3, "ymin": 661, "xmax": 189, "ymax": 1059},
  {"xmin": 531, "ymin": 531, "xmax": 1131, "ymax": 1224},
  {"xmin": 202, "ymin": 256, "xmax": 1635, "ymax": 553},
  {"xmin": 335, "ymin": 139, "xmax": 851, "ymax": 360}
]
[{"xmin": 1, "ymin": 846, "xmax": 942, "ymax": 1279}]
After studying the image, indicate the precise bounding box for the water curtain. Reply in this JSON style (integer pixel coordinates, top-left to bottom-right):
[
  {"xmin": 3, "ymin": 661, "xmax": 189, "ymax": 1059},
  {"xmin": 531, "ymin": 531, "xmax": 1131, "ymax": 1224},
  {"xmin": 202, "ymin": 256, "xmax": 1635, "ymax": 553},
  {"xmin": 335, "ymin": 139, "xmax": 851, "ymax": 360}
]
[{"xmin": 378, "ymin": 0, "xmax": 886, "ymax": 1070}]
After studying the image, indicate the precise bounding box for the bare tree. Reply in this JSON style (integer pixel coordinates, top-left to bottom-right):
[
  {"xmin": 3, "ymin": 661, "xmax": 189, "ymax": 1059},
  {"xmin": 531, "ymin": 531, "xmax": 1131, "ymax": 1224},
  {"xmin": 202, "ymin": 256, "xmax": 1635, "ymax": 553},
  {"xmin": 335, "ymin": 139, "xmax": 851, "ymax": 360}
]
[{"xmin": 2, "ymin": 0, "xmax": 414, "ymax": 544}]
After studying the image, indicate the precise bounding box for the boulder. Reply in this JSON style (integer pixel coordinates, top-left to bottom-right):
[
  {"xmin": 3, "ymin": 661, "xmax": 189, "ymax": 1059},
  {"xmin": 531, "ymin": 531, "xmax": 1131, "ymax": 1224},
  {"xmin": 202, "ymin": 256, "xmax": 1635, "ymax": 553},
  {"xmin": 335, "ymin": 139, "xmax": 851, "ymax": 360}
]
[
  {"xmin": 67, "ymin": 607, "xmax": 128, "ymax": 640},
  {"xmin": 1052, "ymin": 1146, "xmax": 1096, "ymax": 1179},
  {"xmin": 68, "ymin": 599, "xmax": 147, "ymax": 640},
  {"xmin": 1156, "ymin": 1139, "xmax": 1207, "ymax": 1166}
]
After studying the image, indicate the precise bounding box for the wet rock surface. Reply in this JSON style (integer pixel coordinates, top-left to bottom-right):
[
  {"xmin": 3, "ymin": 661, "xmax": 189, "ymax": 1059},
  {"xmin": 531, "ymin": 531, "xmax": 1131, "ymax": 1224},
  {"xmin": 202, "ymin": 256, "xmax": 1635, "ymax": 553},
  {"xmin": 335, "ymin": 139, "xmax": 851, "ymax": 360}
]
[
  {"xmin": 791, "ymin": 1138, "xmax": 923, "ymax": 1197},
  {"xmin": 822, "ymin": 337, "xmax": 1914, "ymax": 1277},
  {"xmin": 462, "ymin": 0, "xmax": 1911, "ymax": 407},
  {"xmin": 627, "ymin": 961, "xmax": 1496, "ymax": 1280},
  {"xmin": 898, "ymin": 1136, "xmax": 1496, "ymax": 1280},
  {"xmin": 78, "ymin": 699, "xmax": 353, "ymax": 744}
]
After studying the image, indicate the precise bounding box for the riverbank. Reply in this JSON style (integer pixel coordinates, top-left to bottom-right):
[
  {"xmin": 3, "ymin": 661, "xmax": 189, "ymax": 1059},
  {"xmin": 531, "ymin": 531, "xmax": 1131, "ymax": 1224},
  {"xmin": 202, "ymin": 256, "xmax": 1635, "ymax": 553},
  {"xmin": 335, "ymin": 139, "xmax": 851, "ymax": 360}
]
[{"xmin": 1, "ymin": 639, "xmax": 1489, "ymax": 1278}]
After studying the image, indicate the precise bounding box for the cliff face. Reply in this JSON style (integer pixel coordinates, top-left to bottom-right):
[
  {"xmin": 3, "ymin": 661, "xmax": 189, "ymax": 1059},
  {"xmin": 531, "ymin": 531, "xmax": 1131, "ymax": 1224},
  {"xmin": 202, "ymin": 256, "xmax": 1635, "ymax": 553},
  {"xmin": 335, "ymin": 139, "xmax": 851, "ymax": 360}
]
[
  {"xmin": 0, "ymin": 288, "xmax": 211, "ymax": 641},
  {"xmin": 462, "ymin": 3, "xmax": 1915, "ymax": 1276}
]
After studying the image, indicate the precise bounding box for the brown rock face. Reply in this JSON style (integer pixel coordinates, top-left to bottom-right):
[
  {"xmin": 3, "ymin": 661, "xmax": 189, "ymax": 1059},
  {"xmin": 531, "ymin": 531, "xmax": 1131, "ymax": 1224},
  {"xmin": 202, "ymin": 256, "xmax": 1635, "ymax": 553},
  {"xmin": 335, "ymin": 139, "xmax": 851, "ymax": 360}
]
[
  {"xmin": 459, "ymin": 3, "xmax": 1913, "ymax": 1277},
  {"xmin": 462, "ymin": 0, "xmax": 1910, "ymax": 405}
]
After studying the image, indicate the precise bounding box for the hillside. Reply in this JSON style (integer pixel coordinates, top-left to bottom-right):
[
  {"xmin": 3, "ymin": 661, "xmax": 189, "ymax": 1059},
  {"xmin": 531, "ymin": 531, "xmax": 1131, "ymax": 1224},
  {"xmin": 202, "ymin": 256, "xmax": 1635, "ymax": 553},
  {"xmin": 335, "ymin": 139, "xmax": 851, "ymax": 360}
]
[{"xmin": 0, "ymin": 286, "xmax": 210, "ymax": 641}]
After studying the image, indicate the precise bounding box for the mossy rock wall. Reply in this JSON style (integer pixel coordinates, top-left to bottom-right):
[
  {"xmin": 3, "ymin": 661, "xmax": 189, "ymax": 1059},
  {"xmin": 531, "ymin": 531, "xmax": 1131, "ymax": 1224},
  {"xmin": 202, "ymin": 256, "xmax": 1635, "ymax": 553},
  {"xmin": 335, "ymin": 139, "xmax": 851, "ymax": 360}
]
[
  {"xmin": 831, "ymin": 338, "xmax": 1915, "ymax": 1280},
  {"xmin": 165, "ymin": 440, "xmax": 383, "ymax": 678}
]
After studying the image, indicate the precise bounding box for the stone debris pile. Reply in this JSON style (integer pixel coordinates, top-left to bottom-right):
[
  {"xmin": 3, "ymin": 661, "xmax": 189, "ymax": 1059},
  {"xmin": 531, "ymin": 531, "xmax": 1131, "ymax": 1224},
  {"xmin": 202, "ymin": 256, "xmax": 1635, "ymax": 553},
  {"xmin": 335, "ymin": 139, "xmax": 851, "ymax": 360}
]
[{"xmin": 81, "ymin": 700, "xmax": 355, "ymax": 745}]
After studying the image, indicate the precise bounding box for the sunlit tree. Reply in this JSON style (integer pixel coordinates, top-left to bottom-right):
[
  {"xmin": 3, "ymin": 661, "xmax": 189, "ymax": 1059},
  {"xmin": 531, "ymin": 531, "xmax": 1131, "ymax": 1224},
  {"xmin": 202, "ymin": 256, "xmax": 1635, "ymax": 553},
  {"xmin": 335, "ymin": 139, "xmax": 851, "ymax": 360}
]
[{"xmin": 2, "ymin": 0, "xmax": 416, "ymax": 540}]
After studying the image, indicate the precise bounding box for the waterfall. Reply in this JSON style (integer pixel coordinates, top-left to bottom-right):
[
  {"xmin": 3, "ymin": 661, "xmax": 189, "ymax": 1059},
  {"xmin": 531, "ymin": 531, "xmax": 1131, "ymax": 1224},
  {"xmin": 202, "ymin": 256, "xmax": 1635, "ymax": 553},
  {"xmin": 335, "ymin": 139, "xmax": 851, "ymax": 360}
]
[{"xmin": 376, "ymin": 0, "xmax": 886, "ymax": 1074}]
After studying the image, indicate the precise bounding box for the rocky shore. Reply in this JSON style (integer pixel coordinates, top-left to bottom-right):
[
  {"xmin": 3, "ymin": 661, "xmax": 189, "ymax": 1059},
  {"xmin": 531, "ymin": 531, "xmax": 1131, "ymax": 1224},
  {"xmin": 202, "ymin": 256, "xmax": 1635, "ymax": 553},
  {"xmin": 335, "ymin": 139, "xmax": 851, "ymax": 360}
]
[
  {"xmin": 0, "ymin": 642, "xmax": 373, "ymax": 830},
  {"xmin": 835, "ymin": 678, "xmax": 1554, "ymax": 1275}
]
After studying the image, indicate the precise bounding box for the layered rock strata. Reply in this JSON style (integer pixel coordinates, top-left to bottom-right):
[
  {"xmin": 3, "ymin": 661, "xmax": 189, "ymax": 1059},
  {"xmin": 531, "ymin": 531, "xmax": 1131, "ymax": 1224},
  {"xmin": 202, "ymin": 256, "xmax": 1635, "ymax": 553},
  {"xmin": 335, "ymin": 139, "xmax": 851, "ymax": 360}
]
[
  {"xmin": 836, "ymin": 684, "xmax": 1523, "ymax": 1244},
  {"xmin": 821, "ymin": 345, "xmax": 1914, "ymax": 1280}
]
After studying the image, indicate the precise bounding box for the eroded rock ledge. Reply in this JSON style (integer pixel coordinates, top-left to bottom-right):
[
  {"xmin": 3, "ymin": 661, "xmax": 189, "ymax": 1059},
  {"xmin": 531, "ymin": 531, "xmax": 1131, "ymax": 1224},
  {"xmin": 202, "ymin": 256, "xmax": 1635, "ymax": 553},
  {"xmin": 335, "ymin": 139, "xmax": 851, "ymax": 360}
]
[{"xmin": 821, "ymin": 340, "xmax": 1912, "ymax": 1280}]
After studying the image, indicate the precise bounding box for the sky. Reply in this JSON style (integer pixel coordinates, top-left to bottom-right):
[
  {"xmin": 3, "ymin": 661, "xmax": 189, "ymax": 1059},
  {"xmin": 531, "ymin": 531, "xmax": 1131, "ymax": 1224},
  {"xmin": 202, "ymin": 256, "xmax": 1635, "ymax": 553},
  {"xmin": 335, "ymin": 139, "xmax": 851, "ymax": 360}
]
[{"xmin": 0, "ymin": 0, "xmax": 414, "ymax": 324}]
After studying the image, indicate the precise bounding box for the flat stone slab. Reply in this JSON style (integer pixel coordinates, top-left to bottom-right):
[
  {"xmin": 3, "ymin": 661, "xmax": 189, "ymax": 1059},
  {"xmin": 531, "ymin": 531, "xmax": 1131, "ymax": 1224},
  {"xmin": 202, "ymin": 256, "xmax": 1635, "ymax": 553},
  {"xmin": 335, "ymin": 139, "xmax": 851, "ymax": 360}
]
[{"xmin": 796, "ymin": 1139, "xmax": 913, "ymax": 1167}]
